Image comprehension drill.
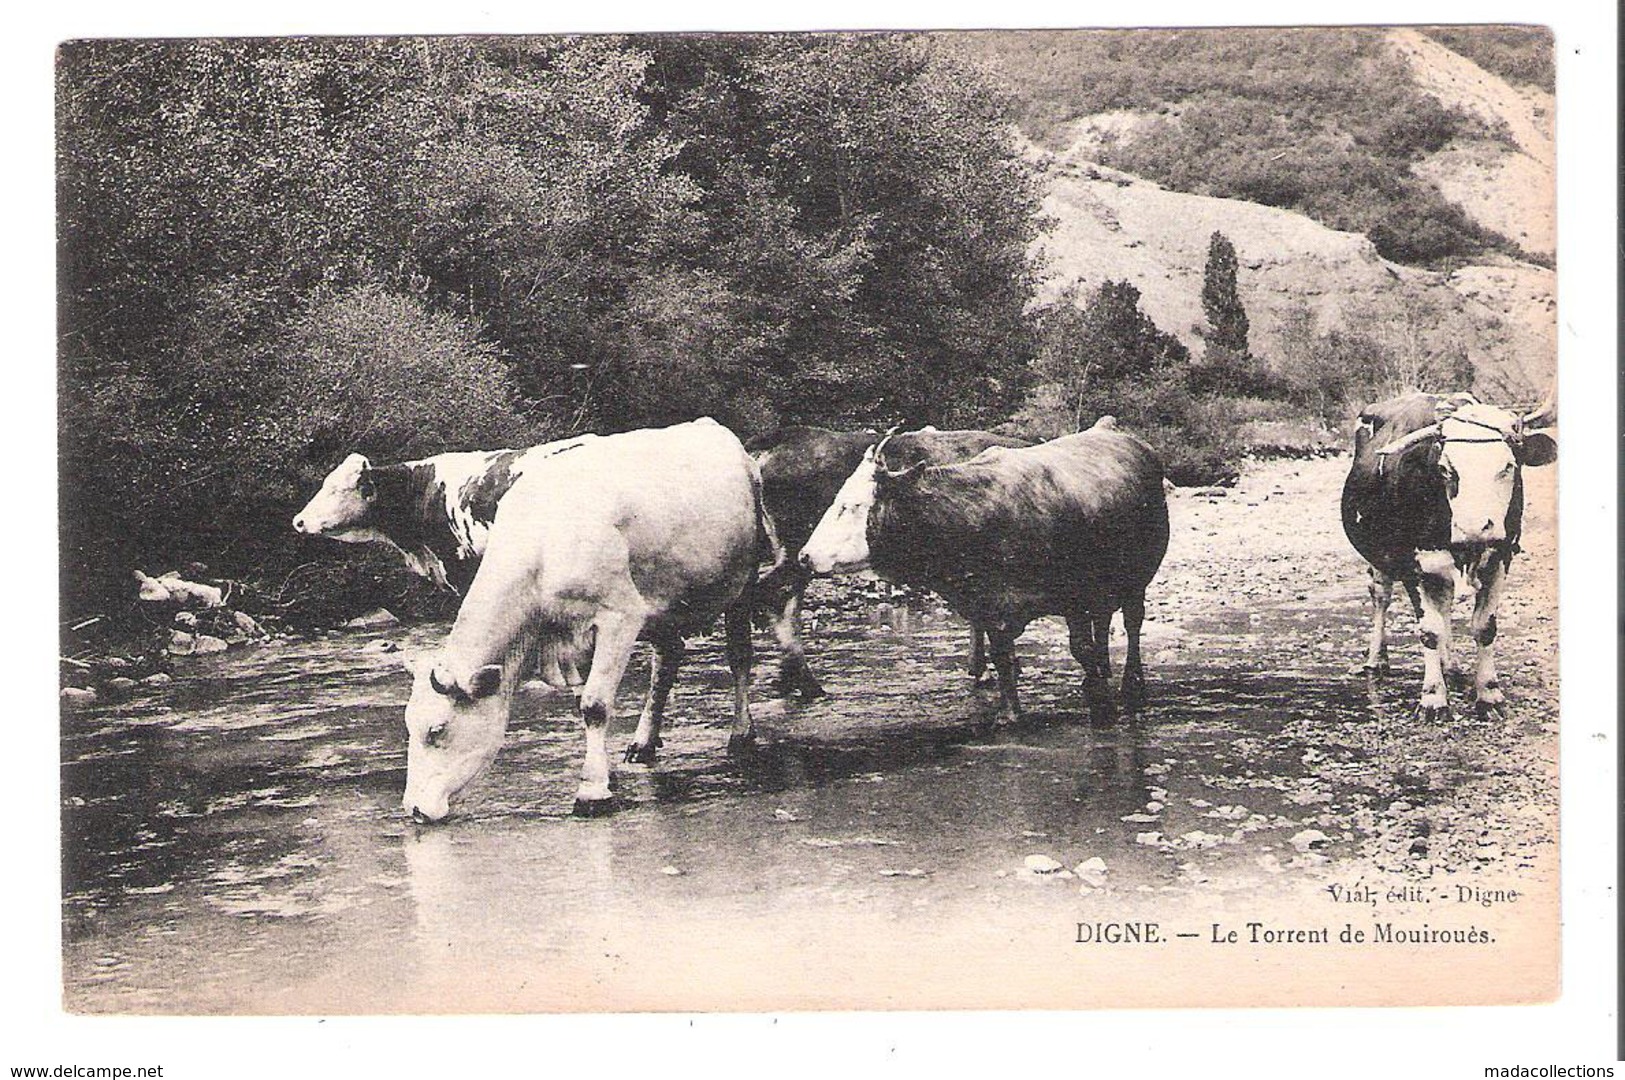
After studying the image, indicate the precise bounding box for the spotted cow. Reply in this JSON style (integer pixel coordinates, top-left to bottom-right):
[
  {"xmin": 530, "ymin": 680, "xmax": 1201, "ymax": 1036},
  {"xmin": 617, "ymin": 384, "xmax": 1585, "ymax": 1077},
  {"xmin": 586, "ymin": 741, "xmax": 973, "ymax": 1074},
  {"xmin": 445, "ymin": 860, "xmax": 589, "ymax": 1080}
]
[{"xmin": 1340, "ymin": 390, "xmax": 1556, "ymax": 721}]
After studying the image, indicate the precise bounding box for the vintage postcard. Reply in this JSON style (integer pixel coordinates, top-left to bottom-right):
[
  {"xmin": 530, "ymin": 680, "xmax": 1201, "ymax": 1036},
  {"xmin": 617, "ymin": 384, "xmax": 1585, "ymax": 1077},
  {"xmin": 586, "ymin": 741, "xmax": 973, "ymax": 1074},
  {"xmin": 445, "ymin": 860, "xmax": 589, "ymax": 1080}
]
[{"xmin": 54, "ymin": 23, "xmax": 1573, "ymax": 1024}]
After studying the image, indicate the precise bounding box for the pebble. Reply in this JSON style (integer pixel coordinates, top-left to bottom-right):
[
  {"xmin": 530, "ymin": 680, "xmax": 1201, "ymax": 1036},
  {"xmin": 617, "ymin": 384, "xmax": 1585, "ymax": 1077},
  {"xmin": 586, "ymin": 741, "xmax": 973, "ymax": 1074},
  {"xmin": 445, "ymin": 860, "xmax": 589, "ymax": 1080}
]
[
  {"xmin": 106, "ymin": 677, "xmax": 137, "ymax": 692},
  {"xmin": 1023, "ymin": 854, "xmax": 1063, "ymax": 874},
  {"xmin": 1289, "ymin": 829, "xmax": 1330, "ymax": 852},
  {"xmin": 659, "ymin": 866, "xmax": 683, "ymax": 877},
  {"xmin": 141, "ymin": 672, "xmax": 172, "ymax": 686},
  {"xmin": 363, "ymin": 640, "xmax": 400, "ymax": 653},
  {"xmin": 60, "ymin": 686, "xmax": 97, "ymax": 706}
]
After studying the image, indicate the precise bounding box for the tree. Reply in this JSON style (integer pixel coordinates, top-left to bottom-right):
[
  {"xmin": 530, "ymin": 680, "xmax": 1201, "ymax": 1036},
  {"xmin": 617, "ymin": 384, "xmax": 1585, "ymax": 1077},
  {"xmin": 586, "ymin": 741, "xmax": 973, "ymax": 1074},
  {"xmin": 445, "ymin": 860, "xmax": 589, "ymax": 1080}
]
[
  {"xmin": 1200, "ymin": 231, "xmax": 1250, "ymax": 356},
  {"xmin": 1032, "ymin": 279, "xmax": 1190, "ymax": 430},
  {"xmin": 58, "ymin": 34, "xmax": 1052, "ymax": 613}
]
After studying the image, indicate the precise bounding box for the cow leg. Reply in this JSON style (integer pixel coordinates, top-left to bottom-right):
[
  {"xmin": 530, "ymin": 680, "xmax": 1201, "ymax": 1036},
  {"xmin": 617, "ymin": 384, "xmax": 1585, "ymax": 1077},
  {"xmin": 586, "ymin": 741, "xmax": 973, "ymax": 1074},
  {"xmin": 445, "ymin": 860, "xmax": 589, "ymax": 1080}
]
[
  {"xmin": 1414, "ymin": 553, "xmax": 1455, "ymax": 723},
  {"xmin": 771, "ymin": 579, "xmax": 825, "ymax": 700},
  {"xmin": 724, "ymin": 602, "xmax": 756, "ymax": 752},
  {"xmin": 1090, "ymin": 611, "xmax": 1119, "ymax": 725},
  {"xmin": 573, "ymin": 609, "xmax": 645, "ymax": 815},
  {"xmin": 969, "ymin": 622, "xmax": 1016, "ymax": 686},
  {"xmin": 1361, "ymin": 568, "xmax": 1393, "ymax": 675},
  {"xmin": 1471, "ymin": 554, "xmax": 1509, "ymax": 721},
  {"xmin": 1121, "ymin": 595, "xmax": 1147, "ymax": 712},
  {"xmin": 986, "ymin": 628, "xmax": 1022, "ymax": 724},
  {"xmin": 1066, "ymin": 613, "xmax": 1112, "ymax": 725},
  {"xmin": 626, "ymin": 632, "xmax": 683, "ymax": 765},
  {"xmin": 967, "ymin": 622, "xmax": 988, "ymax": 683}
]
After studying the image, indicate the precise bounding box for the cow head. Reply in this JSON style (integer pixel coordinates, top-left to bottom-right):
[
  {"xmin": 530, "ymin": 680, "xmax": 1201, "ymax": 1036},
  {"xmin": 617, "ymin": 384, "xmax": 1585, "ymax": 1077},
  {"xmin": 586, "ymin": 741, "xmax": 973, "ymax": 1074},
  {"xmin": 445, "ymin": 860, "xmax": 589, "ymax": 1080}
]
[
  {"xmin": 799, "ymin": 431, "xmax": 931, "ymax": 575},
  {"xmin": 800, "ymin": 439, "xmax": 887, "ymax": 574},
  {"xmin": 1376, "ymin": 394, "xmax": 1557, "ymax": 547},
  {"xmin": 293, "ymin": 452, "xmax": 384, "ymax": 541},
  {"xmin": 401, "ymin": 655, "xmax": 510, "ymax": 823}
]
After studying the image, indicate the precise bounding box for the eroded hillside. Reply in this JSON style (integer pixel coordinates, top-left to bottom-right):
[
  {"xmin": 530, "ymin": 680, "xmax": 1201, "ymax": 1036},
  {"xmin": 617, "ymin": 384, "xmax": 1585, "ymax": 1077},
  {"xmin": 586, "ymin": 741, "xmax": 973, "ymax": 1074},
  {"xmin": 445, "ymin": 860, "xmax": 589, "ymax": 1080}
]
[{"xmin": 1010, "ymin": 27, "xmax": 1555, "ymax": 402}]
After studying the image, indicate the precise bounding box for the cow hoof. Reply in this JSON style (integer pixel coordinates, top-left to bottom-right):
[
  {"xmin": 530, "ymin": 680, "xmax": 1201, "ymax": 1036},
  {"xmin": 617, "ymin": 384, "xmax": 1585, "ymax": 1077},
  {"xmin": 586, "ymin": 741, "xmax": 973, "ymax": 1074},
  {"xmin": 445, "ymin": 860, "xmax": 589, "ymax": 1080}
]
[
  {"xmin": 727, "ymin": 731, "xmax": 757, "ymax": 755},
  {"xmin": 775, "ymin": 672, "xmax": 827, "ymax": 701},
  {"xmin": 1416, "ymin": 703, "xmax": 1453, "ymax": 724},
  {"xmin": 571, "ymin": 795, "xmax": 618, "ymax": 818},
  {"xmin": 622, "ymin": 738, "xmax": 662, "ymax": 765},
  {"xmin": 1475, "ymin": 699, "xmax": 1508, "ymax": 723},
  {"xmin": 793, "ymin": 677, "xmax": 827, "ymax": 701},
  {"xmin": 972, "ymin": 672, "xmax": 1000, "ymax": 689},
  {"xmin": 1351, "ymin": 661, "xmax": 1389, "ymax": 677}
]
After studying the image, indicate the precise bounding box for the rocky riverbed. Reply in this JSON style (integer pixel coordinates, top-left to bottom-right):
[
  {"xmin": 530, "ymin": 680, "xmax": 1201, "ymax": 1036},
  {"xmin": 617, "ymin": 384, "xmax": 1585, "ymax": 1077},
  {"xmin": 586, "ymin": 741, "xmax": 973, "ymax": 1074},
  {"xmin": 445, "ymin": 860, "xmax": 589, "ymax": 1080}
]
[{"xmin": 60, "ymin": 453, "xmax": 1558, "ymax": 1013}]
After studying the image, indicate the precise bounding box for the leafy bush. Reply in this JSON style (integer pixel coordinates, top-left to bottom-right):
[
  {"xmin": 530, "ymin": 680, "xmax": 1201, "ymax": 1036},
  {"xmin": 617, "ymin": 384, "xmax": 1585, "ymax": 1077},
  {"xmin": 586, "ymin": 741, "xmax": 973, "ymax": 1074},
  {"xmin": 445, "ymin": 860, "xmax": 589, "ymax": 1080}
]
[
  {"xmin": 1187, "ymin": 345, "xmax": 1288, "ymax": 399},
  {"xmin": 1268, "ymin": 300, "xmax": 1475, "ymax": 424},
  {"xmin": 1012, "ymin": 280, "xmax": 1243, "ymax": 486},
  {"xmin": 273, "ymin": 286, "xmax": 531, "ymax": 477}
]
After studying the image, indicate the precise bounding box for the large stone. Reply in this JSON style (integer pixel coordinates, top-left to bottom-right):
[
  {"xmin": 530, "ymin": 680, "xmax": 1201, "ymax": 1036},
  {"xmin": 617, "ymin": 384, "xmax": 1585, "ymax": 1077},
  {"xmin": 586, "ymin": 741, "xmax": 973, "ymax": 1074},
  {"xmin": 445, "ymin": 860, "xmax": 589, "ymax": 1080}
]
[
  {"xmin": 60, "ymin": 686, "xmax": 97, "ymax": 707},
  {"xmin": 344, "ymin": 608, "xmax": 400, "ymax": 629}
]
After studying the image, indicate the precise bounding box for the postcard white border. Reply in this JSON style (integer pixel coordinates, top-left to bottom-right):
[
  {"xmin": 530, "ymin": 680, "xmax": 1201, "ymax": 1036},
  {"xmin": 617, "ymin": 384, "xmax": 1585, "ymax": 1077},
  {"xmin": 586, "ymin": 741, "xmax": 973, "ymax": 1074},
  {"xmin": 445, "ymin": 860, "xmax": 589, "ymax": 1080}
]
[{"xmin": 10, "ymin": 0, "xmax": 1616, "ymax": 1075}]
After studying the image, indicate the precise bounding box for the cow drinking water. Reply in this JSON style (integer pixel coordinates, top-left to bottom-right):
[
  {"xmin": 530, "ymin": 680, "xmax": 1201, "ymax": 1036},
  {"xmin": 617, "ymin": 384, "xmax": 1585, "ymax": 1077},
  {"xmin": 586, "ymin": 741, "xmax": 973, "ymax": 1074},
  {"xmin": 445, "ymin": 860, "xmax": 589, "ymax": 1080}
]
[
  {"xmin": 798, "ymin": 421, "xmax": 1170, "ymax": 723},
  {"xmin": 400, "ymin": 418, "xmax": 775, "ymax": 821},
  {"xmin": 1340, "ymin": 390, "xmax": 1556, "ymax": 721}
]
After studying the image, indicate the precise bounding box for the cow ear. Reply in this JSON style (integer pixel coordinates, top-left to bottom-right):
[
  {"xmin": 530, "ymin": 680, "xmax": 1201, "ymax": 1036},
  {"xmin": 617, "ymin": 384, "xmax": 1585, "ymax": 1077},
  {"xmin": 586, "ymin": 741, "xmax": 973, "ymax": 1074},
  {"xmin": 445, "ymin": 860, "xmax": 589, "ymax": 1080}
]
[
  {"xmin": 1519, "ymin": 432, "xmax": 1556, "ymax": 468},
  {"xmin": 468, "ymin": 664, "xmax": 503, "ymax": 700}
]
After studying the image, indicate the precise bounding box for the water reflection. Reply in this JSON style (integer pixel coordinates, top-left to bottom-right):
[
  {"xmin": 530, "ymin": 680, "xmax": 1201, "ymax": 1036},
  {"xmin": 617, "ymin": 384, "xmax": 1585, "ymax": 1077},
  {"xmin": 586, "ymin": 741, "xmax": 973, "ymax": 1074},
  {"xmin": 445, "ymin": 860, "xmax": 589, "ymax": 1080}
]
[{"xmin": 62, "ymin": 586, "xmax": 1434, "ymax": 1012}]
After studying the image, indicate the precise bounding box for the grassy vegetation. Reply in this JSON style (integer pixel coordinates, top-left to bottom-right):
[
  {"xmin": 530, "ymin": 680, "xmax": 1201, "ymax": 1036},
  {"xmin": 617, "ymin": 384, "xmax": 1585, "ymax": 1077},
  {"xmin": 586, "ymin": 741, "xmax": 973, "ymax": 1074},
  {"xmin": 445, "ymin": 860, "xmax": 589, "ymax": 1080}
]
[
  {"xmin": 1419, "ymin": 26, "xmax": 1554, "ymax": 92},
  {"xmin": 950, "ymin": 27, "xmax": 1535, "ymax": 268}
]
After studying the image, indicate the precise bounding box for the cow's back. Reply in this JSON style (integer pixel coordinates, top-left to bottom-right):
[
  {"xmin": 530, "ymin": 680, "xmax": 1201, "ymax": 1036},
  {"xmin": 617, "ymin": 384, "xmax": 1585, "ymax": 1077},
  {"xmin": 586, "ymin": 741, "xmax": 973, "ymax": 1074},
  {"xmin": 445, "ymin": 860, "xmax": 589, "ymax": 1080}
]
[
  {"xmin": 457, "ymin": 419, "xmax": 762, "ymax": 652},
  {"xmin": 873, "ymin": 429, "xmax": 1169, "ymax": 621},
  {"xmin": 882, "ymin": 429, "xmax": 1032, "ymax": 470}
]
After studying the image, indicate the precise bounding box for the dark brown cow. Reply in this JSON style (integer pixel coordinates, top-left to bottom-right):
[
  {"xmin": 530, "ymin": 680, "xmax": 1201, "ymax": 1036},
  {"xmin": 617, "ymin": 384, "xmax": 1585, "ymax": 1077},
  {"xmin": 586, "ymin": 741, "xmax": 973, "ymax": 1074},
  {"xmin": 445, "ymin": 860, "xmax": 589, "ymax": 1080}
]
[
  {"xmin": 799, "ymin": 420, "xmax": 1170, "ymax": 723},
  {"xmin": 750, "ymin": 427, "xmax": 1031, "ymax": 698}
]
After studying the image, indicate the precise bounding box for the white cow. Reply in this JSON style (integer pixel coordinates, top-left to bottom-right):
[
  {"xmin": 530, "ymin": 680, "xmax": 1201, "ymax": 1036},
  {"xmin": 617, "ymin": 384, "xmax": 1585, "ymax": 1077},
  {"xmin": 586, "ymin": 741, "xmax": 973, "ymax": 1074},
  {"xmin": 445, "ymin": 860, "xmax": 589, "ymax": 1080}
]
[{"xmin": 400, "ymin": 418, "xmax": 776, "ymax": 820}]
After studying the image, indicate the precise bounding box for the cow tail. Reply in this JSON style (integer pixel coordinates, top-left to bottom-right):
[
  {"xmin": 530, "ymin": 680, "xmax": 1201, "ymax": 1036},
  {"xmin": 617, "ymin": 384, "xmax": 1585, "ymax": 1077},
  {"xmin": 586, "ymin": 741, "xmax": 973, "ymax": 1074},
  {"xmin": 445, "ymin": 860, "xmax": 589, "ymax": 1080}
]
[{"xmin": 749, "ymin": 462, "xmax": 788, "ymax": 585}]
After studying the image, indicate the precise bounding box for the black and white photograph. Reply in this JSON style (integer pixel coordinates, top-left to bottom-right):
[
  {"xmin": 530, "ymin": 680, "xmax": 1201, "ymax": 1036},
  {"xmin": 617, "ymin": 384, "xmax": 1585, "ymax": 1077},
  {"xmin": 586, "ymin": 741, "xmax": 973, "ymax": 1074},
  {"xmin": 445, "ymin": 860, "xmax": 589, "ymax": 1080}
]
[{"xmin": 17, "ymin": 0, "xmax": 1618, "ymax": 1072}]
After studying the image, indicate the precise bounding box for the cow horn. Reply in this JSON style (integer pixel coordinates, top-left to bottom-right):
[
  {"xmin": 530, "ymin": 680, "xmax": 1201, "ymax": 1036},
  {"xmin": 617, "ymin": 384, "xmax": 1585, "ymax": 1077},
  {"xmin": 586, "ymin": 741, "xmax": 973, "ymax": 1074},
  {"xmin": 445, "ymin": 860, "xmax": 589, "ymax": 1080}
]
[
  {"xmin": 873, "ymin": 424, "xmax": 903, "ymax": 462},
  {"xmin": 1373, "ymin": 423, "xmax": 1443, "ymax": 460},
  {"xmin": 428, "ymin": 666, "xmax": 456, "ymax": 697},
  {"xmin": 1520, "ymin": 383, "xmax": 1557, "ymax": 429}
]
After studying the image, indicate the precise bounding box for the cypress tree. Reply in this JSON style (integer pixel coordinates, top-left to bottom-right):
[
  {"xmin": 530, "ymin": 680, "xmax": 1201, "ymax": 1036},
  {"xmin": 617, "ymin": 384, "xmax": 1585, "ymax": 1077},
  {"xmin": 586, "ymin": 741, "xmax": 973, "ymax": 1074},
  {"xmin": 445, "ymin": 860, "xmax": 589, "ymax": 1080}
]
[{"xmin": 1201, "ymin": 231, "xmax": 1250, "ymax": 356}]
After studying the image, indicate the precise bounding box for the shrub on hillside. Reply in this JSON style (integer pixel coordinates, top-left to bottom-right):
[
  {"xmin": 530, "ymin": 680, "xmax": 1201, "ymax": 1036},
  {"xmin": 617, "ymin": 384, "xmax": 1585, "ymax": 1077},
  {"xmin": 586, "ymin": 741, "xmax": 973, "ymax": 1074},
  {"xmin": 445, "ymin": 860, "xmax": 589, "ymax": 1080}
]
[
  {"xmin": 1418, "ymin": 27, "xmax": 1554, "ymax": 93},
  {"xmin": 1013, "ymin": 282, "xmax": 1244, "ymax": 486},
  {"xmin": 1269, "ymin": 301, "xmax": 1475, "ymax": 424}
]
